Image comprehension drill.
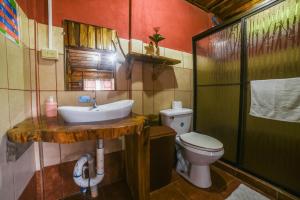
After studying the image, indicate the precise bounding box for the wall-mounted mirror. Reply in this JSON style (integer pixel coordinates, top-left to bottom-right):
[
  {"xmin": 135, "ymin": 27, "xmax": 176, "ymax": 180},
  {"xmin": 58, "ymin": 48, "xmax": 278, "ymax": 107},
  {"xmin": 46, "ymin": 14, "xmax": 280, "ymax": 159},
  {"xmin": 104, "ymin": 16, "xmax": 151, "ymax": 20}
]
[{"xmin": 63, "ymin": 20, "xmax": 119, "ymax": 91}]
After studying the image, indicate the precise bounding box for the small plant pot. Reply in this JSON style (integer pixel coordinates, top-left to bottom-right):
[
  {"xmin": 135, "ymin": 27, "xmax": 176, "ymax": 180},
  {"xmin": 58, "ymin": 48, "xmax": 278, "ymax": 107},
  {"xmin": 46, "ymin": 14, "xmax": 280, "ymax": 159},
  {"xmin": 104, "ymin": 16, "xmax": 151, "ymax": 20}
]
[{"xmin": 155, "ymin": 46, "xmax": 160, "ymax": 56}]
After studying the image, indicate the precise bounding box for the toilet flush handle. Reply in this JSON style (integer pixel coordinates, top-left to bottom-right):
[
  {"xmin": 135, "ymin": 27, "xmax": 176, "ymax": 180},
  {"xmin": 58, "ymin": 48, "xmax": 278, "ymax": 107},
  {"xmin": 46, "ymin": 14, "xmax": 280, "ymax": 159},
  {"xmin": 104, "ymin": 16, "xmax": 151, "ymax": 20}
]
[{"xmin": 170, "ymin": 116, "xmax": 175, "ymax": 120}]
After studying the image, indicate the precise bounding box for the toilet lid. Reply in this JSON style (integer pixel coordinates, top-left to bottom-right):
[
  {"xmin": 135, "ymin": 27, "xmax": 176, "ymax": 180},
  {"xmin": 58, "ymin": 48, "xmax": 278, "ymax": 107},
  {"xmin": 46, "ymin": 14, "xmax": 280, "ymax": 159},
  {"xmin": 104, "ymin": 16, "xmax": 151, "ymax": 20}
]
[
  {"xmin": 180, "ymin": 132, "xmax": 223, "ymax": 151},
  {"xmin": 160, "ymin": 108, "xmax": 193, "ymax": 117}
]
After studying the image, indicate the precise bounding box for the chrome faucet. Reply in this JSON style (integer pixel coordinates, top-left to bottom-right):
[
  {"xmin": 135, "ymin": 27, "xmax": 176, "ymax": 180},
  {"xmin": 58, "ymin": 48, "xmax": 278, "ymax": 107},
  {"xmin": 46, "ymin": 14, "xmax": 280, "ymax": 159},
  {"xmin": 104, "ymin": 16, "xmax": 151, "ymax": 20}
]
[{"xmin": 91, "ymin": 98, "xmax": 97, "ymax": 109}]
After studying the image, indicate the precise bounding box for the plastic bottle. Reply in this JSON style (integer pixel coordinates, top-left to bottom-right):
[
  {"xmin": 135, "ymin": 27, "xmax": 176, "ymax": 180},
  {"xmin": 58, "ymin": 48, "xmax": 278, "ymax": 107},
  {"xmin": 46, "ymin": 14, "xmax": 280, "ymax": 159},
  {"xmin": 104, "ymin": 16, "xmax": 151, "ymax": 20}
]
[{"xmin": 45, "ymin": 96, "xmax": 57, "ymax": 117}]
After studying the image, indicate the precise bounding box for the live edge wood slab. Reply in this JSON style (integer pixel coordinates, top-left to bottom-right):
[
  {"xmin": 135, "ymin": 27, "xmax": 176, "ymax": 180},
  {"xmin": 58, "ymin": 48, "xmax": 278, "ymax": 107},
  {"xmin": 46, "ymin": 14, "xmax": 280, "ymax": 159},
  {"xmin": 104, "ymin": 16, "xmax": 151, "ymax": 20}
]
[
  {"xmin": 7, "ymin": 114, "xmax": 150, "ymax": 200},
  {"xmin": 7, "ymin": 115, "xmax": 146, "ymax": 144}
]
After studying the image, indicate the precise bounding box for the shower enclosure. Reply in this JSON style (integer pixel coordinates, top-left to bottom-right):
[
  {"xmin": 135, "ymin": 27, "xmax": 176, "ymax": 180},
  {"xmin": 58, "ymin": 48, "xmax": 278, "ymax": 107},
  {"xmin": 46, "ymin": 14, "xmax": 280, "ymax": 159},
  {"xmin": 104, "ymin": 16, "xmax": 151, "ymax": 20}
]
[{"xmin": 193, "ymin": 0, "xmax": 300, "ymax": 196}]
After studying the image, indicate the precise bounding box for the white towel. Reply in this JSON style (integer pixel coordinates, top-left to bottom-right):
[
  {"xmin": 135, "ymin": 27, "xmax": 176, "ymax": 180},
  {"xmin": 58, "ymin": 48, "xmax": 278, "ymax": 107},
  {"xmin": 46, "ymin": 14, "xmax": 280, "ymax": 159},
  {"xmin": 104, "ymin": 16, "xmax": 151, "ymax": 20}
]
[
  {"xmin": 226, "ymin": 184, "xmax": 270, "ymax": 200},
  {"xmin": 250, "ymin": 77, "xmax": 300, "ymax": 123}
]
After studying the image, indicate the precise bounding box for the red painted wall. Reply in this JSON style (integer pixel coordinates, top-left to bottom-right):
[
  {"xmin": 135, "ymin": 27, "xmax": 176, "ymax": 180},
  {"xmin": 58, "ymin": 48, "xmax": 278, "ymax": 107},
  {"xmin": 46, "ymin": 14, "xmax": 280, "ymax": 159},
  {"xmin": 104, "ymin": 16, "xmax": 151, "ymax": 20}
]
[
  {"xmin": 131, "ymin": 0, "xmax": 210, "ymax": 52},
  {"xmin": 17, "ymin": 0, "xmax": 210, "ymax": 53},
  {"xmin": 16, "ymin": 0, "xmax": 29, "ymax": 14}
]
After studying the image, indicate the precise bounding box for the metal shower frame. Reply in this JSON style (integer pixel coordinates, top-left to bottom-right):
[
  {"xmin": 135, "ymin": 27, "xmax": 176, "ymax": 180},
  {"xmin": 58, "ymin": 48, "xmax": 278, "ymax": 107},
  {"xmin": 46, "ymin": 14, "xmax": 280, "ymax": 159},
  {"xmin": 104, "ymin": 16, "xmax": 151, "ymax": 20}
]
[{"xmin": 191, "ymin": 0, "xmax": 299, "ymax": 196}]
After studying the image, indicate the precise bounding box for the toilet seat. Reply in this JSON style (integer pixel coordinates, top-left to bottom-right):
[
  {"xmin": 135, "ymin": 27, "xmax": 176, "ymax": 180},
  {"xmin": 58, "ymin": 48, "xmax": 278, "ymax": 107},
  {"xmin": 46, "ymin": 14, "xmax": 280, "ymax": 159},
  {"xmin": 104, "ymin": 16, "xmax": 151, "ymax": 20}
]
[
  {"xmin": 176, "ymin": 137, "xmax": 224, "ymax": 157},
  {"xmin": 179, "ymin": 132, "xmax": 223, "ymax": 152}
]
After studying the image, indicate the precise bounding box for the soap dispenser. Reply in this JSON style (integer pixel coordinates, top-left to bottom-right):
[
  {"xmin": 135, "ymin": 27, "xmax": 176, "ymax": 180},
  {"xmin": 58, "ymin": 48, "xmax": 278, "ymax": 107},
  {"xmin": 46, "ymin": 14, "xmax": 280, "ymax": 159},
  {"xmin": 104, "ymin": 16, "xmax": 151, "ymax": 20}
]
[{"xmin": 45, "ymin": 96, "xmax": 57, "ymax": 117}]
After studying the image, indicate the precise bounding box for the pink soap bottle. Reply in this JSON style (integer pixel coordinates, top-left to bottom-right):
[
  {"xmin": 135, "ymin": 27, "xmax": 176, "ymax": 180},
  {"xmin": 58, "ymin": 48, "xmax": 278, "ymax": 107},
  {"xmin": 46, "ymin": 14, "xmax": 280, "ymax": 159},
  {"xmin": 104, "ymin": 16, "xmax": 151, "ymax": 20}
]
[{"xmin": 45, "ymin": 96, "xmax": 57, "ymax": 118}]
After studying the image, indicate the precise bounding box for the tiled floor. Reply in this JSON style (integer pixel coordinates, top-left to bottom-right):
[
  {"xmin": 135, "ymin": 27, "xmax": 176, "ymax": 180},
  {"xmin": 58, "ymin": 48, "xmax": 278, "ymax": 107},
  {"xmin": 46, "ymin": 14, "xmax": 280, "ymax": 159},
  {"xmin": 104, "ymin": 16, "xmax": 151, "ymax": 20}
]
[
  {"xmin": 150, "ymin": 166, "xmax": 242, "ymax": 200},
  {"xmin": 62, "ymin": 181, "xmax": 132, "ymax": 200},
  {"xmin": 63, "ymin": 166, "xmax": 270, "ymax": 200}
]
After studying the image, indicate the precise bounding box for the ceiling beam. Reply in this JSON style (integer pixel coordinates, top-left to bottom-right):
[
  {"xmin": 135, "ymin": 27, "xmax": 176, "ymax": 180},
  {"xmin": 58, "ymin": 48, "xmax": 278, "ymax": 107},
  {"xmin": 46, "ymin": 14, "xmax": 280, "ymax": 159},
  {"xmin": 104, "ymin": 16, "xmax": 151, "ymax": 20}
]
[{"xmin": 185, "ymin": 0, "xmax": 266, "ymax": 20}]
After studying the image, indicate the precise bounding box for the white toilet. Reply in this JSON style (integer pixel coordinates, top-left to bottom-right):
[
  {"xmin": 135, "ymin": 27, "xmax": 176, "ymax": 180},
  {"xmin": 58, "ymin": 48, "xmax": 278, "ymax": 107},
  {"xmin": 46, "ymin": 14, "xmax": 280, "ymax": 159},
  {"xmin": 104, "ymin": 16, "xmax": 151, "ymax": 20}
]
[{"xmin": 160, "ymin": 108, "xmax": 224, "ymax": 188}]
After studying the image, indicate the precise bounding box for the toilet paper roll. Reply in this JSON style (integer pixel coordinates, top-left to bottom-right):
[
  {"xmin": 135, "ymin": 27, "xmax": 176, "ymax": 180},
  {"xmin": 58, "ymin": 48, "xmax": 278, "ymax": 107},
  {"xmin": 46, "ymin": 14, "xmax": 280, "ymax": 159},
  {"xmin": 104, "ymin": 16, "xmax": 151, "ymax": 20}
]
[{"xmin": 172, "ymin": 101, "xmax": 182, "ymax": 109}]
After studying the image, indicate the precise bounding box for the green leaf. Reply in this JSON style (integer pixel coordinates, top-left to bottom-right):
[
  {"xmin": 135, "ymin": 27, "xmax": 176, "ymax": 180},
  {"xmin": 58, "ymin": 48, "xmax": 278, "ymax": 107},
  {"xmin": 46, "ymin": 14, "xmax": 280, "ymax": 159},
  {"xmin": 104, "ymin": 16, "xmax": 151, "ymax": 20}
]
[{"xmin": 149, "ymin": 34, "xmax": 165, "ymax": 44}]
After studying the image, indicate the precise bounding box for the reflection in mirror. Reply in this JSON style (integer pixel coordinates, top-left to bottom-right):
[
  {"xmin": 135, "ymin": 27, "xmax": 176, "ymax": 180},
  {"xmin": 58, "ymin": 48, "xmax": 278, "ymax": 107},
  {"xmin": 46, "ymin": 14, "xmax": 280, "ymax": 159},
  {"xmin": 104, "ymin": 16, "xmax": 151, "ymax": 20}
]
[
  {"xmin": 64, "ymin": 20, "xmax": 120, "ymax": 91},
  {"xmin": 66, "ymin": 48, "xmax": 115, "ymax": 90}
]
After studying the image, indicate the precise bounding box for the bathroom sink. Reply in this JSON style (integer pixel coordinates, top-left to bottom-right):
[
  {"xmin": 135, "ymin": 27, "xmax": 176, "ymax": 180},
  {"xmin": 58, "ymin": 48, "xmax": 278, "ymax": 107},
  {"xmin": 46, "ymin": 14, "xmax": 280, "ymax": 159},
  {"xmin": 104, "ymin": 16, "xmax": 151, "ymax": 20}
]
[{"xmin": 58, "ymin": 100, "xmax": 134, "ymax": 123}]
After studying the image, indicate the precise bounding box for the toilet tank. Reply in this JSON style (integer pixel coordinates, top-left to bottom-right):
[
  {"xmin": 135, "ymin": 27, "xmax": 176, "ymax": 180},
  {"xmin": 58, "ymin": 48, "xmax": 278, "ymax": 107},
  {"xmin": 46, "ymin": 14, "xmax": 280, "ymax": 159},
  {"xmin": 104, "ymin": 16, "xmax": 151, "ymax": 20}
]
[{"xmin": 160, "ymin": 108, "xmax": 193, "ymax": 136}]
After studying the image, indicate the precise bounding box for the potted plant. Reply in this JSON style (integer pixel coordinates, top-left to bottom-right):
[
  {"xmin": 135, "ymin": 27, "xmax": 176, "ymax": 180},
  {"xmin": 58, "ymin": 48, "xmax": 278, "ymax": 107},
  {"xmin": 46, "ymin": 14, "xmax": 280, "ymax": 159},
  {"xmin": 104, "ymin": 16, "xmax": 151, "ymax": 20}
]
[{"xmin": 149, "ymin": 27, "xmax": 165, "ymax": 56}]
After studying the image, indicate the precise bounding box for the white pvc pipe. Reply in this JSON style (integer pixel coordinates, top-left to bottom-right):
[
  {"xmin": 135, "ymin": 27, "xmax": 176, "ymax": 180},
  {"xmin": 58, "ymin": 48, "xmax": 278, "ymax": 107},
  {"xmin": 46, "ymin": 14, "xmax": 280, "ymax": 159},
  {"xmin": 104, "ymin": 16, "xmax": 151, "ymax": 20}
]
[
  {"xmin": 73, "ymin": 140, "xmax": 104, "ymax": 190},
  {"xmin": 48, "ymin": 0, "xmax": 53, "ymax": 49}
]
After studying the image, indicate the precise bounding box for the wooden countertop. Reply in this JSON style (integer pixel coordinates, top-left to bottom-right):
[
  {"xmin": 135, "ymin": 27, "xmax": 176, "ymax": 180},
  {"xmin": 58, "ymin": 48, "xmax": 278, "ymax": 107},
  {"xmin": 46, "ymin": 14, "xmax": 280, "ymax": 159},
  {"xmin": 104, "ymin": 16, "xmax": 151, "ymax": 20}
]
[{"xmin": 7, "ymin": 115, "xmax": 146, "ymax": 144}]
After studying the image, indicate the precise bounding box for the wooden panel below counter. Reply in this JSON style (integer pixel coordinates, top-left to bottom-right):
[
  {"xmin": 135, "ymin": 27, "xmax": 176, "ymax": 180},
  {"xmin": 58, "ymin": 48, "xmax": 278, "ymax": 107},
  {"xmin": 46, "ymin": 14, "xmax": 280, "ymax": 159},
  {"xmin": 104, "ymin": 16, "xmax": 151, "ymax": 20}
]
[{"xmin": 7, "ymin": 115, "xmax": 146, "ymax": 144}]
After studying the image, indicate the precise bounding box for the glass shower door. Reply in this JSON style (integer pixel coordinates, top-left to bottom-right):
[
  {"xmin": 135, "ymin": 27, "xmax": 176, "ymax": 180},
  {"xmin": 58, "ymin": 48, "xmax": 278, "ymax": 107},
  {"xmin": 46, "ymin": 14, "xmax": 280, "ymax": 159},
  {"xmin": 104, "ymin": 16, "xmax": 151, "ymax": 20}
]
[
  {"xmin": 242, "ymin": 0, "xmax": 300, "ymax": 194},
  {"xmin": 195, "ymin": 23, "xmax": 241, "ymax": 163}
]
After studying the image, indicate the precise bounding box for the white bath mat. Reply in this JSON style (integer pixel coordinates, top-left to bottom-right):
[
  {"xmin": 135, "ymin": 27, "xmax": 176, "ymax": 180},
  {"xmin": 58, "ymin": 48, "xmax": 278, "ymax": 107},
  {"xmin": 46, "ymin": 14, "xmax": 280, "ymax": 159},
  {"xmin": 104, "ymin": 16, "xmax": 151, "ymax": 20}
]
[{"xmin": 226, "ymin": 184, "xmax": 270, "ymax": 200}]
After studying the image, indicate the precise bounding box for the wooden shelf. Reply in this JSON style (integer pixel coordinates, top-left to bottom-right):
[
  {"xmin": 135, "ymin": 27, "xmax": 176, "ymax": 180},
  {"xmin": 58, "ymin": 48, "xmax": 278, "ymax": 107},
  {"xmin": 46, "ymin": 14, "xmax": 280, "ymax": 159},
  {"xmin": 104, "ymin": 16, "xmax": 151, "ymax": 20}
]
[
  {"xmin": 125, "ymin": 52, "xmax": 181, "ymax": 79},
  {"xmin": 71, "ymin": 68, "xmax": 113, "ymax": 73},
  {"xmin": 126, "ymin": 52, "xmax": 181, "ymax": 65}
]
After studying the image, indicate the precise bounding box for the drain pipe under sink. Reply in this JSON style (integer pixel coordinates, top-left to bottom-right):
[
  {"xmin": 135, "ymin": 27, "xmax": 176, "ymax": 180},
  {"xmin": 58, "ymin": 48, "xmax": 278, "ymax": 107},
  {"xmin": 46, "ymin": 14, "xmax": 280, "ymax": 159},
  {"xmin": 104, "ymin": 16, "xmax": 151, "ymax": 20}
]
[{"xmin": 73, "ymin": 139, "xmax": 104, "ymax": 198}]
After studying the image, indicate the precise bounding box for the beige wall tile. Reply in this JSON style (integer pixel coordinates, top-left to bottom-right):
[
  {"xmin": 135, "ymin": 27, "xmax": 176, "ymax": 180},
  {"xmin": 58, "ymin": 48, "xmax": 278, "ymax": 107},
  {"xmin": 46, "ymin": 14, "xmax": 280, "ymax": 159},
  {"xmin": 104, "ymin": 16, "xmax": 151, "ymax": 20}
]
[
  {"xmin": 143, "ymin": 91, "xmax": 154, "ymax": 115},
  {"xmin": 130, "ymin": 39, "xmax": 143, "ymax": 54},
  {"xmin": 30, "ymin": 49, "xmax": 36, "ymax": 90},
  {"xmin": 190, "ymin": 90, "xmax": 194, "ymax": 110},
  {"xmin": 8, "ymin": 90, "xmax": 31, "ymax": 126},
  {"xmin": 31, "ymin": 91, "xmax": 38, "ymax": 117},
  {"xmin": 8, "ymin": 90, "xmax": 24, "ymax": 125},
  {"xmin": 0, "ymin": 89, "xmax": 10, "ymax": 137},
  {"xmin": 131, "ymin": 61, "xmax": 143, "ymax": 90},
  {"xmin": 42, "ymin": 143, "xmax": 60, "ymax": 167},
  {"xmin": 174, "ymin": 68, "xmax": 192, "ymax": 91},
  {"xmin": 142, "ymin": 63, "xmax": 153, "ymax": 91},
  {"xmin": 174, "ymin": 91, "xmax": 192, "ymax": 108},
  {"xmin": 5, "ymin": 42, "xmax": 30, "ymax": 89},
  {"xmin": 40, "ymin": 91, "xmax": 57, "ymax": 116},
  {"xmin": 153, "ymin": 66, "xmax": 175, "ymax": 91},
  {"xmin": 6, "ymin": 39, "xmax": 25, "ymax": 89},
  {"xmin": 154, "ymin": 90, "xmax": 174, "ymax": 114},
  {"xmin": 60, "ymin": 141, "xmax": 96, "ymax": 162},
  {"xmin": 23, "ymin": 48, "xmax": 31, "ymax": 90},
  {"xmin": 38, "ymin": 54, "xmax": 57, "ymax": 90},
  {"xmin": 191, "ymin": 70, "xmax": 194, "ymax": 91},
  {"xmin": 13, "ymin": 144, "xmax": 35, "ymax": 199},
  {"xmin": 119, "ymin": 38, "xmax": 129, "ymax": 55},
  {"xmin": 34, "ymin": 143, "xmax": 40, "ymax": 170},
  {"xmin": 104, "ymin": 138, "xmax": 123, "ymax": 154},
  {"xmin": 53, "ymin": 26, "xmax": 64, "ymax": 54},
  {"xmin": 132, "ymin": 91, "xmax": 143, "ymax": 114},
  {"xmin": 0, "ymin": 35, "xmax": 8, "ymax": 88},
  {"xmin": 0, "ymin": 133, "xmax": 9, "ymax": 169},
  {"xmin": 60, "ymin": 139, "xmax": 121, "ymax": 162},
  {"xmin": 18, "ymin": 6, "xmax": 29, "ymax": 48},
  {"xmin": 56, "ymin": 54, "xmax": 65, "ymax": 91},
  {"xmin": 157, "ymin": 46, "xmax": 165, "ymax": 56},
  {"xmin": 0, "ymin": 157, "xmax": 14, "ymax": 200},
  {"xmin": 29, "ymin": 19, "xmax": 36, "ymax": 50},
  {"xmin": 142, "ymin": 43, "xmax": 149, "ymax": 55},
  {"xmin": 37, "ymin": 23, "xmax": 47, "ymax": 51},
  {"xmin": 24, "ymin": 91, "xmax": 32, "ymax": 118},
  {"xmin": 37, "ymin": 23, "xmax": 64, "ymax": 54},
  {"xmin": 96, "ymin": 90, "xmax": 128, "ymax": 104},
  {"xmin": 164, "ymin": 48, "xmax": 183, "ymax": 68},
  {"xmin": 183, "ymin": 52, "xmax": 193, "ymax": 69},
  {"xmin": 57, "ymin": 91, "xmax": 95, "ymax": 107},
  {"xmin": 115, "ymin": 63, "xmax": 128, "ymax": 91}
]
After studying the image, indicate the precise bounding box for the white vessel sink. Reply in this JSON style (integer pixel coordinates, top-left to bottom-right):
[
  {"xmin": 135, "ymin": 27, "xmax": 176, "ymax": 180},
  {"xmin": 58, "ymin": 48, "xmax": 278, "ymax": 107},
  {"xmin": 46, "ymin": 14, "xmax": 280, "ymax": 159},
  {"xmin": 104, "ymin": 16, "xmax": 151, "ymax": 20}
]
[{"xmin": 58, "ymin": 100, "xmax": 134, "ymax": 123}]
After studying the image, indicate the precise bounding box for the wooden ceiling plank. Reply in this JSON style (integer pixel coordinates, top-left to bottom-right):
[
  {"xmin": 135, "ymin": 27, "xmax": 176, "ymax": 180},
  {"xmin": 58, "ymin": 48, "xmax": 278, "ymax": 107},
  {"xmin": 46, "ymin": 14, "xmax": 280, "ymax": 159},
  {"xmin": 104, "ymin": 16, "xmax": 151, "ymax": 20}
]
[
  {"xmin": 185, "ymin": 0, "xmax": 266, "ymax": 20},
  {"xmin": 220, "ymin": 0, "xmax": 263, "ymax": 19},
  {"xmin": 207, "ymin": 0, "xmax": 232, "ymax": 10},
  {"xmin": 185, "ymin": 0, "xmax": 210, "ymax": 12},
  {"xmin": 212, "ymin": 0, "xmax": 243, "ymax": 14}
]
